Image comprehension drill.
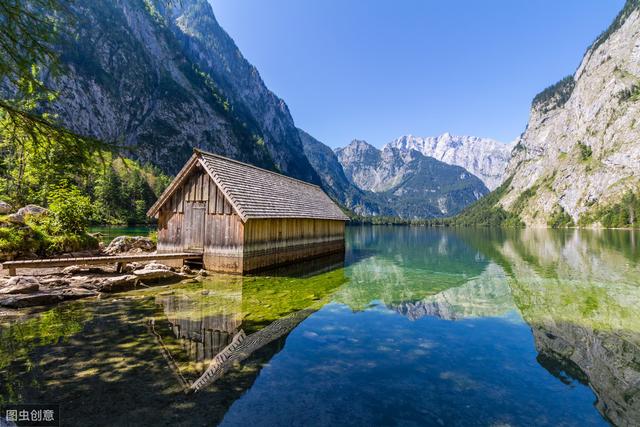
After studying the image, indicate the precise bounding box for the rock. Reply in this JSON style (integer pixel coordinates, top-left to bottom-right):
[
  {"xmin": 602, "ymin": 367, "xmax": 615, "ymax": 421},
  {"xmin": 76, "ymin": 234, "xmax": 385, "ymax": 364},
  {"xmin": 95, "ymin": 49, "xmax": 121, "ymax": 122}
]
[
  {"xmin": 180, "ymin": 265, "xmax": 192, "ymax": 274},
  {"xmin": 96, "ymin": 275, "xmax": 138, "ymax": 293},
  {"xmin": 62, "ymin": 265, "xmax": 82, "ymax": 274},
  {"xmin": 10, "ymin": 204, "xmax": 49, "ymax": 223},
  {"xmin": 0, "ymin": 276, "xmax": 40, "ymax": 294},
  {"xmin": 104, "ymin": 236, "xmax": 155, "ymax": 255},
  {"xmin": 62, "ymin": 265, "xmax": 111, "ymax": 275},
  {"xmin": 143, "ymin": 262, "xmax": 172, "ymax": 271},
  {"xmin": 0, "ymin": 201, "xmax": 11, "ymax": 214},
  {"xmin": 0, "ymin": 293, "xmax": 63, "ymax": 308},
  {"xmin": 39, "ymin": 277, "xmax": 71, "ymax": 288},
  {"xmin": 133, "ymin": 268, "xmax": 179, "ymax": 282},
  {"xmin": 7, "ymin": 213, "xmax": 24, "ymax": 224},
  {"xmin": 60, "ymin": 288, "xmax": 99, "ymax": 300},
  {"xmin": 197, "ymin": 269, "xmax": 208, "ymax": 277}
]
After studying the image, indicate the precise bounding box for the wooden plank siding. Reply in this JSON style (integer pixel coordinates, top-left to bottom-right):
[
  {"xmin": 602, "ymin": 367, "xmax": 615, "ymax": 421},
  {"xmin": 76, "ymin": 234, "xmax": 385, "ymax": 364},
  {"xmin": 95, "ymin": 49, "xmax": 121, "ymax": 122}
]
[
  {"xmin": 157, "ymin": 166, "xmax": 244, "ymax": 273},
  {"xmin": 242, "ymin": 218, "xmax": 345, "ymax": 272}
]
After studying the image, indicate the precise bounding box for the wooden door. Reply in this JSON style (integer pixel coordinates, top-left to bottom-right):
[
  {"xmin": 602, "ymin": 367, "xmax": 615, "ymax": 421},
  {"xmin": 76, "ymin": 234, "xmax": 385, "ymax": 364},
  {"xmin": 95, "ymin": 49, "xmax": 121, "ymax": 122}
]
[{"xmin": 185, "ymin": 201, "xmax": 206, "ymax": 251}]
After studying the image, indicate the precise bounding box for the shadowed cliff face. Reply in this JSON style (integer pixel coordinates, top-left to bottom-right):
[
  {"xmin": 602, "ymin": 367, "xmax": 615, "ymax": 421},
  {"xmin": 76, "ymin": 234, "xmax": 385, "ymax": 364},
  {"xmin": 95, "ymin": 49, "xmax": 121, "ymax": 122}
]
[{"xmin": 41, "ymin": 0, "xmax": 319, "ymax": 183}]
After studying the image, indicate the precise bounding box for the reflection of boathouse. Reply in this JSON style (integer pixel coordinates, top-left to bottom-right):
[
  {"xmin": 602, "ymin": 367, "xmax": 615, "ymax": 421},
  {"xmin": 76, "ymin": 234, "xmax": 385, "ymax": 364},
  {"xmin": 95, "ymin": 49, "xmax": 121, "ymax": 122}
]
[
  {"xmin": 147, "ymin": 149, "xmax": 349, "ymax": 273},
  {"xmin": 157, "ymin": 290, "xmax": 242, "ymax": 369},
  {"xmin": 150, "ymin": 255, "xmax": 348, "ymax": 392}
]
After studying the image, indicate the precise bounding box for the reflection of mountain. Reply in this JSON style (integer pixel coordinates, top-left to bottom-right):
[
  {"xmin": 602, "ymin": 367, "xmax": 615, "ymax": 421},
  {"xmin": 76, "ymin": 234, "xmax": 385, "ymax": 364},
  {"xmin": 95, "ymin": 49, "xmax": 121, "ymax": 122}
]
[
  {"xmin": 532, "ymin": 323, "xmax": 640, "ymax": 427},
  {"xmin": 392, "ymin": 263, "xmax": 515, "ymax": 321},
  {"xmin": 495, "ymin": 228, "xmax": 640, "ymax": 427},
  {"xmin": 340, "ymin": 226, "xmax": 490, "ymax": 311}
]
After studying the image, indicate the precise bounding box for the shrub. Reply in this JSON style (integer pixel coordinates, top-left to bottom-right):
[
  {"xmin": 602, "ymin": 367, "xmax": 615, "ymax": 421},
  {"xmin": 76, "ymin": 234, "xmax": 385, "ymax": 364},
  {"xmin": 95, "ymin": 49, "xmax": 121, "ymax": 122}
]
[
  {"xmin": 548, "ymin": 206, "xmax": 574, "ymax": 228},
  {"xmin": 48, "ymin": 186, "xmax": 93, "ymax": 234},
  {"xmin": 577, "ymin": 142, "xmax": 592, "ymax": 161}
]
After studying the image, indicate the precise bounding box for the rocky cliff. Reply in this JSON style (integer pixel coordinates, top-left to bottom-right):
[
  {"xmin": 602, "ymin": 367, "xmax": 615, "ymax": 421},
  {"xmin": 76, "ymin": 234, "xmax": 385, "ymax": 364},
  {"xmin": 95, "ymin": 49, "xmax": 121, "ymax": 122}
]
[
  {"xmin": 498, "ymin": 1, "xmax": 640, "ymax": 226},
  {"xmin": 388, "ymin": 133, "xmax": 513, "ymax": 190},
  {"xmin": 43, "ymin": 0, "xmax": 319, "ymax": 182},
  {"xmin": 298, "ymin": 130, "xmax": 382, "ymax": 216},
  {"xmin": 336, "ymin": 140, "xmax": 489, "ymax": 218}
]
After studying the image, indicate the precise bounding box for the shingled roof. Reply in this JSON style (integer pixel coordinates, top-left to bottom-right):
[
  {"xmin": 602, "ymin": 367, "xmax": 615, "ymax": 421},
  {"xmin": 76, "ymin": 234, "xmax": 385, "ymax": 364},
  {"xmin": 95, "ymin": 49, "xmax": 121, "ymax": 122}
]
[{"xmin": 148, "ymin": 149, "xmax": 349, "ymax": 222}]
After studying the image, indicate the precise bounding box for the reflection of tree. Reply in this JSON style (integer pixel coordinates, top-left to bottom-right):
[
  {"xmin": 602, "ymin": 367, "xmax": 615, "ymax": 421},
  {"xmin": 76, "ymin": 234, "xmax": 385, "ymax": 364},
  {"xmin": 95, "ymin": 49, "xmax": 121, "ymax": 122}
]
[
  {"xmin": 495, "ymin": 228, "xmax": 640, "ymax": 427},
  {"xmin": 0, "ymin": 303, "xmax": 92, "ymax": 404}
]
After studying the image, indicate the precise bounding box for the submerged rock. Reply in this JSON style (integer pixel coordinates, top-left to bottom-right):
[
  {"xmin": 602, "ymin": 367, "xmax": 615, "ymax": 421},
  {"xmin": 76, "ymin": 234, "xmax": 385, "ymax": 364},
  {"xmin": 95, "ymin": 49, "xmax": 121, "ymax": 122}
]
[
  {"xmin": 60, "ymin": 287, "xmax": 99, "ymax": 300},
  {"xmin": 0, "ymin": 276, "xmax": 40, "ymax": 294},
  {"xmin": 96, "ymin": 275, "xmax": 139, "ymax": 293},
  {"xmin": 104, "ymin": 236, "xmax": 155, "ymax": 255},
  {"xmin": 0, "ymin": 293, "xmax": 63, "ymax": 308}
]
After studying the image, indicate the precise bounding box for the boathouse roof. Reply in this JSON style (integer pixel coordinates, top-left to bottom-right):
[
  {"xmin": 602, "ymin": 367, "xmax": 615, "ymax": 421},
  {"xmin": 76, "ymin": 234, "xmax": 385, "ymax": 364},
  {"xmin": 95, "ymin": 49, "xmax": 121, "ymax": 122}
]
[{"xmin": 147, "ymin": 149, "xmax": 349, "ymax": 222}]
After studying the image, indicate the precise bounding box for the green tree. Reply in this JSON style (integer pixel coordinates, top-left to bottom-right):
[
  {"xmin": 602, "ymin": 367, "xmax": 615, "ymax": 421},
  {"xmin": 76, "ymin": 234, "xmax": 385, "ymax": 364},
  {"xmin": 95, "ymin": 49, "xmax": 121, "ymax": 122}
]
[{"xmin": 48, "ymin": 185, "xmax": 92, "ymax": 234}]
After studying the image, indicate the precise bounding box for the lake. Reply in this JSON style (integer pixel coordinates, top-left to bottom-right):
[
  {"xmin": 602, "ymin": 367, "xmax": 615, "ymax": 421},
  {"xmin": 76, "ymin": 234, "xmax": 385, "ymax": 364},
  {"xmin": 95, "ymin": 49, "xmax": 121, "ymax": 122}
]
[{"xmin": 1, "ymin": 226, "xmax": 639, "ymax": 426}]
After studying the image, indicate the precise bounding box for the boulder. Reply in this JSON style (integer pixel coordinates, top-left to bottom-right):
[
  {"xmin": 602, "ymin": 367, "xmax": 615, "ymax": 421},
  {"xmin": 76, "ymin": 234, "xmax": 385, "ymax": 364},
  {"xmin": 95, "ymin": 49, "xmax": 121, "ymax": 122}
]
[
  {"xmin": 0, "ymin": 276, "xmax": 40, "ymax": 294},
  {"xmin": 7, "ymin": 213, "xmax": 24, "ymax": 224},
  {"xmin": 142, "ymin": 262, "xmax": 172, "ymax": 271},
  {"xmin": 133, "ymin": 268, "xmax": 179, "ymax": 282},
  {"xmin": 39, "ymin": 277, "xmax": 72, "ymax": 288},
  {"xmin": 62, "ymin": 265, "xmax": 82, "ymax": 275},
  {"xmin": 62, "ymin": 265, "xmax": 110, "ymax": 275},
  {"xmin": 18, "ymin": 204, "xmax": 48, "ymax": 216},
  {"xmin": 0, "ymin": 293, "xmax": 63, "ymax": 308},
  {"xmin": 104, "ymin": 236, "xmax": 155, "ymax": 255},
  {"xmin": 0, "ymin": 201, "xmax": 11, "ymax": 214},
  {"xmin": 60, "ymin": 288, "xmax": 99, "ymax": 300},
  {"xmin": 6, "ymin": 204, "xmax": 48, "ymax": 224},
  {"xmin": 96, "ymin": 275, "xmax": 139, "ymax": 293}
]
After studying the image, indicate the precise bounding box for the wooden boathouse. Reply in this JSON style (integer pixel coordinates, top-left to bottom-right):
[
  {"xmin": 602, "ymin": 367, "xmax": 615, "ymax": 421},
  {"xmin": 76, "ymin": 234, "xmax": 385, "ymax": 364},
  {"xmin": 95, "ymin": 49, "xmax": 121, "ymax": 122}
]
[{"xmin": 147, "ymin": 149, "xmax": 349, "ymax": 273}]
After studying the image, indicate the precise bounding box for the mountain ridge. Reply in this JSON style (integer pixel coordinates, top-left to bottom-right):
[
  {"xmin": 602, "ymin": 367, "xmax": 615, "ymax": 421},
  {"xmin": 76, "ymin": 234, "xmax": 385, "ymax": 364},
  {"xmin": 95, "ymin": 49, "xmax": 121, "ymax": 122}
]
[
  {"xmin": 495, "ymin": 0, "xmax": 640, "ymax": 227},
  {"xmin": 336, "ymin": 139, "xmax": 489, "ymax": 218},
  {"xmin": 41, "ymin": 0, "xmax": 319, "ymax": 184}
]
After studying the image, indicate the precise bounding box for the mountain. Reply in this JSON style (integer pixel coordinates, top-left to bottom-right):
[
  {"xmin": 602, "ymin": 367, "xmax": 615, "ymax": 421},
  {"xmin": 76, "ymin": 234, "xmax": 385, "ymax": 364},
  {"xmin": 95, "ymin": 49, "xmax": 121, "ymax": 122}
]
[
  {"xmin": 41, "ymin": 0, "xmax": 319, "ymax": 182},
  {"xmin": 388, "ymin": 133, "xmax": 513, "ymax": 190},
  {"xmin": 298, "ymin": 129, "xmax": 382, "ymax": 216},
  {"xmin": 492, "ymin": 1, "xmax": 640, "ymax": 226},
  {"xmin": 336, "ymin": 140, "xmax": 489, "ymax": 218}
]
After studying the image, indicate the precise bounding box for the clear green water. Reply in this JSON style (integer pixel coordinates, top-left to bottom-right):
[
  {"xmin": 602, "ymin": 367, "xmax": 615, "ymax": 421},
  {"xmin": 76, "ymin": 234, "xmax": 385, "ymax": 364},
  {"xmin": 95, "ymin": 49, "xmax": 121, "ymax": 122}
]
[{"xmin": 1, "ymin": 226, "xmax": 640, "ymax": 426}]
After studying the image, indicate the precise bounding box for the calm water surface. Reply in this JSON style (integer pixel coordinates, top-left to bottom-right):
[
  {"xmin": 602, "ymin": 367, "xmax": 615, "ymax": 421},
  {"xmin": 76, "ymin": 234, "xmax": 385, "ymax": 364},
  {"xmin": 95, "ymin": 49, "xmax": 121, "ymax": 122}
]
[{"xmin": 1, "ymin": 226, "xmax": 639, "ymax": 426}]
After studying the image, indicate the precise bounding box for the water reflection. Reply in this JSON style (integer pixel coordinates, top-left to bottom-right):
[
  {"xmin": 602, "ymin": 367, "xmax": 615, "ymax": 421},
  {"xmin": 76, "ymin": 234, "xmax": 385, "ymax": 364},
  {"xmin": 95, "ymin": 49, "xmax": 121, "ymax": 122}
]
[
  {"xmin": 0, "ymin": 226, "xmax": 639, "ymax": 426},
  {"xmin": 491, "ymin": 228, "xmax": 640, "ymax": 427}
]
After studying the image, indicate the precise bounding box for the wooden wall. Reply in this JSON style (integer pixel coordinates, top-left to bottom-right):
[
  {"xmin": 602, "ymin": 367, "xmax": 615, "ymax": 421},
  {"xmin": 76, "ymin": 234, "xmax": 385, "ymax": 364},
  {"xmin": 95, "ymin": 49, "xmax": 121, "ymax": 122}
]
[
  {"xmin": 157, "ymin": 165, "xmax": 346, "ymax": 273},
  {"xmin": 243, "ymin": 219, "xmax": 345, "ymax": 272},
  {"xmin": 157, "ymin": 166, "xmax": 244, "ymax": 272}
]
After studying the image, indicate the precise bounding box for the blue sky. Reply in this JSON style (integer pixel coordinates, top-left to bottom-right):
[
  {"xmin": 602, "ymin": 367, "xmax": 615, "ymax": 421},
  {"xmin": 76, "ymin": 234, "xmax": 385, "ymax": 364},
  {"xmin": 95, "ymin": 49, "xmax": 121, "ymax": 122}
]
[{"xmin": 211, "ymin": 1, "xmax": 624, "ymax": 148}]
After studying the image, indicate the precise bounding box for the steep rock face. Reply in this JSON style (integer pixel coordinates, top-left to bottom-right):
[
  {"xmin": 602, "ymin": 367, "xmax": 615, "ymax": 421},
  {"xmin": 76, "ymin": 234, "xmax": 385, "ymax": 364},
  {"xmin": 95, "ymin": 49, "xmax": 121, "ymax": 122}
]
[
  {"xmin": 389, "ymin": 133, "xmax": 513, "ymax": 190},
  {"xmin": 298, "ymin": 130, "xmax": 381, "ymax": 216},
  {"xmin": 500, "ymin": 2, "xmax": 640, "ymax": 225},
  {"xmin": 336, "ymin": 140, "xmax": 489, "ymax": 218},
  {"xmin": 163, "ymin": 0, "xmax": 318, "ymax": 182},
  {"xmin": 43, "ymin": 0, "xmax": 318, "ymax": 182}
]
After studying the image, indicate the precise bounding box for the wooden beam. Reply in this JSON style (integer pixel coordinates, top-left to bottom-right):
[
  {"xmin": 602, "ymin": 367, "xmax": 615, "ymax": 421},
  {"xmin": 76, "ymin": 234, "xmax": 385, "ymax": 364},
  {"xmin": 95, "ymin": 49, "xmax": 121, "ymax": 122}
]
[{"xmin": 2, "ymin": 253, "xmax": 202, "ymax": 276}]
